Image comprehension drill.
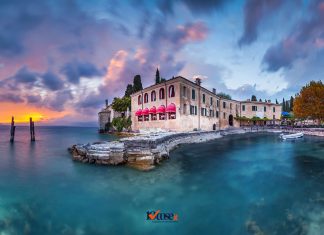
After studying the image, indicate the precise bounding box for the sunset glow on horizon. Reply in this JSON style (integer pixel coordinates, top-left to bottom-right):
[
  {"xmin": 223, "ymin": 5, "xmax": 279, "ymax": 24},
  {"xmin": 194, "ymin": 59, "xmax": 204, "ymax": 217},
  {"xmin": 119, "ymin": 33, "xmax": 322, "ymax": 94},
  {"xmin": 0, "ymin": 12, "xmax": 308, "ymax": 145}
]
[{"xmin": 0, "ymin": 103, "xmax": 68, "ymax": 124}]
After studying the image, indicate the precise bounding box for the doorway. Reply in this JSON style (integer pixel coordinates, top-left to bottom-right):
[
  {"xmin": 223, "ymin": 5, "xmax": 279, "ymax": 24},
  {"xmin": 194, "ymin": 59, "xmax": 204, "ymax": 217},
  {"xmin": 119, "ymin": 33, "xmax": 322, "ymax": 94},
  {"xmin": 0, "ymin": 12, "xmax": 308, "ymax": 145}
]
[{"xmin": 229, "ymin": 115, "xmax": 233, "ymax": 126}]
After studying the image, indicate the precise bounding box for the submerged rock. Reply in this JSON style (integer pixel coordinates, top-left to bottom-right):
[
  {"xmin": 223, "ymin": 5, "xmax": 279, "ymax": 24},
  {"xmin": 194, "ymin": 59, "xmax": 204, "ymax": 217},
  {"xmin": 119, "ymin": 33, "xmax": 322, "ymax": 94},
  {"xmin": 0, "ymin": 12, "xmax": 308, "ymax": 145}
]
[{"xmin": 245, "ymin": 220, "xmax": 265, "ymax": 235}]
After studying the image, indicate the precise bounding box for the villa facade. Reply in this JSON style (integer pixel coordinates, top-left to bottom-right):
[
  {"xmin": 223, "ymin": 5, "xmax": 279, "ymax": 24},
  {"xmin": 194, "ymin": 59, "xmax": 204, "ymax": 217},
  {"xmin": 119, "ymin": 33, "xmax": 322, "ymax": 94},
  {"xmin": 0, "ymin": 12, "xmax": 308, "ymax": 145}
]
[
  {"xmin": 130, "ymin": 76, "xmax": 282, "ymax": 132},
  {"xmin": 239, "ymin": 100, "xmax": 282, "ymax": 126}
]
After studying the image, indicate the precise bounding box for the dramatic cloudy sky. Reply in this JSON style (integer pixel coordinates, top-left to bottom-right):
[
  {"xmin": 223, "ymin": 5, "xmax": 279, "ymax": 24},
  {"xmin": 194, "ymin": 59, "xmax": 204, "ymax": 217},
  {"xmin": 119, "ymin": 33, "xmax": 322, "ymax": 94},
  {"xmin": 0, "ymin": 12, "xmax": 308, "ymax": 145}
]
[{"xmin": 0, "ymin": 0, "xmax": 323, "ymax": 125}]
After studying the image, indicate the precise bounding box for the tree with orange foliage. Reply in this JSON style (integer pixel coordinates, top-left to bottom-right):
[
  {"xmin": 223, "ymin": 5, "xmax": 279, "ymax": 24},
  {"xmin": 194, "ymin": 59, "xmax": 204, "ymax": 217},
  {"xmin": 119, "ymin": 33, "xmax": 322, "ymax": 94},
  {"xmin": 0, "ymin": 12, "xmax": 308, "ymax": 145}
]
[{"xmin": 293, "ymin": 81, "xmax": 324, "ymax": 123}]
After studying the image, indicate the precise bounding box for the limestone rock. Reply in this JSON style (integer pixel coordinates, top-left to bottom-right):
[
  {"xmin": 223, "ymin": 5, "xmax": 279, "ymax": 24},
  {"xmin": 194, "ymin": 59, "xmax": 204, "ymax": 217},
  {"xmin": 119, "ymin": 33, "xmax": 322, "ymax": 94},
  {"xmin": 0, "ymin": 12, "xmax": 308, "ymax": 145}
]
[{"xmin": 69, "ymin": 131, "xmax": 222, "ymax": 170}]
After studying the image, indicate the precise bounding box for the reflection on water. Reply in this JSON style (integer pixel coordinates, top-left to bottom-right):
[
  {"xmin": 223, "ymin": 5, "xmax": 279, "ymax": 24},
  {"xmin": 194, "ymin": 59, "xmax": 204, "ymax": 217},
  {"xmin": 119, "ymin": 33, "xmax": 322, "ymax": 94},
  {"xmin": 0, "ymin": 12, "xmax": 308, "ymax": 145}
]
[{"xmin": 0, "ymin": 126, "xmax": 324, "ymax": 234}]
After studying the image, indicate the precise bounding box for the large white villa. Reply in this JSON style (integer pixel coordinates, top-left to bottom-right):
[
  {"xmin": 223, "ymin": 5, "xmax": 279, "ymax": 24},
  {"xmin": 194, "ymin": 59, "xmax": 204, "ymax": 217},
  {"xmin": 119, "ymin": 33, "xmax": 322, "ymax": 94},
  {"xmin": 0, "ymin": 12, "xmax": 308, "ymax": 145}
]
[{"xmin": 130, "ymin": 76, "xmax": 282, "ymax": 132}]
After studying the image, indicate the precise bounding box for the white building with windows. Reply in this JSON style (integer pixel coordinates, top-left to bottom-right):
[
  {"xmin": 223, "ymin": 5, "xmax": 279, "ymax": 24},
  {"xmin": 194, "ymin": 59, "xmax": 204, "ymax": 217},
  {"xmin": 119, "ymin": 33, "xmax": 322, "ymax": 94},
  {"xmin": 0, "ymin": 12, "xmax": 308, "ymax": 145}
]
[{"xmin": 130, "ymin": 76, "xmax": 282, "ymax": 132}]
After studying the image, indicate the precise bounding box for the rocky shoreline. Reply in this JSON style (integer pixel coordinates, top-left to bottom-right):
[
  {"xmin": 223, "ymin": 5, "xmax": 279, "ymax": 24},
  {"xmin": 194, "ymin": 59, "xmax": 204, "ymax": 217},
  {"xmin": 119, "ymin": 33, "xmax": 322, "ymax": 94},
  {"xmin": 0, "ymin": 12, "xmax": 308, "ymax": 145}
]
[
  {"xmin": 69, "ymin": 131, "xmax": 222, "ymax": 170},
  {"xmin": 68, "ymin": 127, "xmax": 324, "ymax": 170}
]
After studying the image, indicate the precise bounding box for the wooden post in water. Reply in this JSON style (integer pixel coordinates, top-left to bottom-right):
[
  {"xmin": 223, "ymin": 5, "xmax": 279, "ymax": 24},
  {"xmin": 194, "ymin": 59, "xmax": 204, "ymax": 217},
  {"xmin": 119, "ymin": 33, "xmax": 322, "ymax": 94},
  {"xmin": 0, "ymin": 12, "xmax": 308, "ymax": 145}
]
[
  {"xmin": 10, "ymin": 116, "xmax": 15, "ymax": 143},
  {"xmin": 30, "ymin": 117, "xmax": 35, "ymax": 142}
]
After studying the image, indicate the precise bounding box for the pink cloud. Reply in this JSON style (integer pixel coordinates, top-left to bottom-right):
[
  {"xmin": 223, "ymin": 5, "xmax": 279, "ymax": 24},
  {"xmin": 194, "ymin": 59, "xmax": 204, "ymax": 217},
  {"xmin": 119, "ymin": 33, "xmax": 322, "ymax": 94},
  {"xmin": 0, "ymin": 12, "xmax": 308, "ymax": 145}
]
[
  {"xmin": 105, "ymin": 50, "xmax": 128, "ymax": 80},
  {"xmin": 177, "ymin": 22, "xmax": 208, "ymax": 43},
  {"xmin": 134, "ymin": 48, "xmax": 148, "ymax": 65}
]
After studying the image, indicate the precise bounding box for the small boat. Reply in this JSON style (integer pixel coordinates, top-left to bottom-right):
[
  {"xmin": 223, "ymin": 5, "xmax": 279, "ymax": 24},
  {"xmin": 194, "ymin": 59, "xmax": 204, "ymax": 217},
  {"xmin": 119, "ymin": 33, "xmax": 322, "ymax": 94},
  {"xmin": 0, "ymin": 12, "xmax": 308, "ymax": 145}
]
[{"xmin": 280, "ymin": 132, "xmax": 304, "ymax": 140}]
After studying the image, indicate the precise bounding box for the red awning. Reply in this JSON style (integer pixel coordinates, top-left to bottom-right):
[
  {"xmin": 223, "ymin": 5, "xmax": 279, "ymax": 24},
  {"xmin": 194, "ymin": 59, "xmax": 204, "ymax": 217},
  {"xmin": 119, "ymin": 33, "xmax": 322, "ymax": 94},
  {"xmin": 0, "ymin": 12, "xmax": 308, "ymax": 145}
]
[
  {"xmin": 135, "ymin": 109, "xmax": 142, "ymax": 116},
  {"xmin": 149, "ymin": 106, "xmax": 156, "ymax": 114},
  {"xmin": 156, "ymin": 105, "xmax": 166, "ymax": 113},
  {"xmin": 142, "ymin": 108, "xmax": 149, "ymax": 115},
  {"xmin": 166, "ymin": 103, "xmax": 176, "ymax": 113}
]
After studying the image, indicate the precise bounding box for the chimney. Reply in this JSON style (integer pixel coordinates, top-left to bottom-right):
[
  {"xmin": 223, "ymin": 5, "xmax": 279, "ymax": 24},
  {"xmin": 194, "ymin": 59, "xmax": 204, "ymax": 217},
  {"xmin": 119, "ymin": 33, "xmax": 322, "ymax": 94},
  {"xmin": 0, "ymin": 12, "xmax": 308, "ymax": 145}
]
[
  {"xmin": 195, "ymin": 78, "xmax": 202, "ymax": 86},
  {"xmin": 212, "ymin": 88, "xmax": 216, "ymax": 94},
  {"xmin": 105, "ymin": 99, "xmax": 108, "ymax": 108}
]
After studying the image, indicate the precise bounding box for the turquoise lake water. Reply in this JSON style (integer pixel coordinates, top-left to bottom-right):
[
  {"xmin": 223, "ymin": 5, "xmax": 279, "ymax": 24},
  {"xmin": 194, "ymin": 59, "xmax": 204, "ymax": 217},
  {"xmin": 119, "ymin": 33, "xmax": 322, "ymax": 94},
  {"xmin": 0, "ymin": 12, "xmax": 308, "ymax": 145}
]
[{"xmin": 0, "ymin": 126, "xmax": 324, "ymax": 235}]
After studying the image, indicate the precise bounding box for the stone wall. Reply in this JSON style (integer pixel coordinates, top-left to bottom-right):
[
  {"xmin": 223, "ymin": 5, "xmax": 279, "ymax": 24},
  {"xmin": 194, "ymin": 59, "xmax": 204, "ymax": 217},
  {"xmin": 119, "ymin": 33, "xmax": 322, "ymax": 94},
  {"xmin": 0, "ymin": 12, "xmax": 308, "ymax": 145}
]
[{"xmin": 98, "ymin": 111, "xmax": 111, "ymax": 131}]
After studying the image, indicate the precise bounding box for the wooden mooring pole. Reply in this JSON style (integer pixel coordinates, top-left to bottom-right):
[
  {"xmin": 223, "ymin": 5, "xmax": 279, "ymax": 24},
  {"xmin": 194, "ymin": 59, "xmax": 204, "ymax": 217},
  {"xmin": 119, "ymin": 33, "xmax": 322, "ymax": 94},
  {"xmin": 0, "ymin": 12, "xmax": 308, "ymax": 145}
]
[
  {"xmin": 10, "ymin": 116, "xmax": 15, "ymax": 143},
  {"xmin": 30, "ymin": 117, "xmax": 35, "ymax": 142}
]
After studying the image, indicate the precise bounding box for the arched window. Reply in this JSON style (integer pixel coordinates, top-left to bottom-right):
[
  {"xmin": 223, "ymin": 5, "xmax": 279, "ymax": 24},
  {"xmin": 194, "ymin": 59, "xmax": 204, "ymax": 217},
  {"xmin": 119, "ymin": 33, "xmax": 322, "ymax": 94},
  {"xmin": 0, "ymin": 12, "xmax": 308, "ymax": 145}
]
[
  {"xmin": 151, "ymin": 91, "xmax": 156, "ymax": 102},
  {"xmin": 159, "ymin": 88, "xmax": 165, "ymax": 100},
  {"xmin": 157, "ymin": 105, "xmax": 166, "ymax": 120},
  {"xmin": 150, "ymin": 106, "xmax": 157, "ymax": 121},
  {"xmin": 166, "ymin": 103, "xmax": 176, "ymax": 119},
  {"xmin": 138, "ymin": 95, "xmax": 142, "ymax": 105},
  {"xmin": 144, "ymin": 93, "xmax": 148, "ymax": 103},
  {"xmin": 169, "ymin": 85, "xmax": 175, "ymax": 98}
]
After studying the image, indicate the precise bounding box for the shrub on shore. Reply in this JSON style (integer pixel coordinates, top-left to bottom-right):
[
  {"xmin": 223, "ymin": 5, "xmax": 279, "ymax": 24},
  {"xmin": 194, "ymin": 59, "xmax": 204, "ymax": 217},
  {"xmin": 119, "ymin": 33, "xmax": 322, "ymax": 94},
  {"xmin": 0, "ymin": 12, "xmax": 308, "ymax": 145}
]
[{"xmin": 112, "ymin": 117, "xmax": 131, "ymax": 132}]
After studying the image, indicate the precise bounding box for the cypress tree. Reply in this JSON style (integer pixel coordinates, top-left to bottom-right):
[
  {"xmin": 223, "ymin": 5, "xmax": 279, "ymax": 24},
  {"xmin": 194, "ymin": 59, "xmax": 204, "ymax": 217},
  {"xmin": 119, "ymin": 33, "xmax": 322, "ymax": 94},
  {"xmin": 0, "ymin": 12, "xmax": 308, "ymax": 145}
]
[
  {"xmin": 286, "ymin": 100, "xmax": 290, "ymax": 112},
  {"xmin": 276, "ymin": 99, "xmax": 278, "ymax": 104},
  {"xmin": 155, "ymin": 68, "xmax": 160, "ymax": 84},
  {"xmin": 290, "ymin": 96, "xmax": 294, "ymax": 111},
  {"xmin": 282, "ymin": 98, "xmax": 286, "ymax": 112},
  {"xmin": 124, "ymin": 84, "xmax": 133, "ymax": 97},
  {"xmin": 133, "ymin": 75, "xmax": 143, "ymax": 92}
]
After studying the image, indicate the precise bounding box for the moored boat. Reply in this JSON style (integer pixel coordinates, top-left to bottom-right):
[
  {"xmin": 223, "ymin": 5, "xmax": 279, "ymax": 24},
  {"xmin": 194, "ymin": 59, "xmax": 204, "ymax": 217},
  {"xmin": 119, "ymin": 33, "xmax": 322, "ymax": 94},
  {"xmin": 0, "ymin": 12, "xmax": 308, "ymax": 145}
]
[{"xmin": 280, "ymin": 132, "xmax": 304, "ymax": 140}]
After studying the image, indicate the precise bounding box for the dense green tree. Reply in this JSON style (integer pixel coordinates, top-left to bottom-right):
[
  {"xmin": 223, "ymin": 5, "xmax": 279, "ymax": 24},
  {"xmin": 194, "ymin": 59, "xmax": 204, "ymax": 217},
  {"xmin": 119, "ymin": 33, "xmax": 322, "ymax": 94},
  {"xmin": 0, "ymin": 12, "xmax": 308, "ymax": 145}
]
[
  {"xmin": 112, "ymin": 96, "xmax": 131, "ymax": 112},
  {"xmin": 112, "ymin": 116, "xmax": 132, "ymax": 132},
  {"xmin": 217, "ymin": 92, "xmax": 232, "ymax": 100},
  {"xmin": 282, "ymin": 98, "xmax": 286, "ymax": 112},
  {"xmin": 124, "ymin": 84, "xmax": 133, "ymax": 97},
  {"xmin": 251, "ymin": 95, "xmax": 257, "ymax": 101},
  {"xmin": 155, "ymin": 68, "xmax": 160, "ymax": 84},
  {"xmin": 133, "ymin": 75, "xmax": 143, "ymax": 92},
  {"xmin": 160, "ymin": 78, "xmax": 166, "ymax": 82}
]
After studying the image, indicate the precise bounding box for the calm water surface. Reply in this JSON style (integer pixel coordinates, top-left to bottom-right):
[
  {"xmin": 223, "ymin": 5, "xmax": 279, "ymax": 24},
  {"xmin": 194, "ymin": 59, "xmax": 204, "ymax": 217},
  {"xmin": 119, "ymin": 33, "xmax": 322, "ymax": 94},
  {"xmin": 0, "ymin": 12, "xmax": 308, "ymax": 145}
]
[{"xmin": 0, "ymin": 126, "xmax": 324, "ymax": 235}]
